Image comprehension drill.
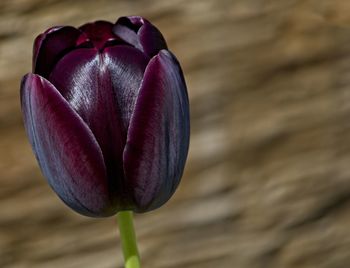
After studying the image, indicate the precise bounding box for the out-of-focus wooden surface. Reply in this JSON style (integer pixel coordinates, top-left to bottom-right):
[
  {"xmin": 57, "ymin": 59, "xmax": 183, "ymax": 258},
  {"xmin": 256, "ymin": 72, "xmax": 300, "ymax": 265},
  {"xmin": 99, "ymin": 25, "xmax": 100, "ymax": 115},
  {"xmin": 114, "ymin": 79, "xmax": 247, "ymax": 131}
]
[{"xmin": 1, "ymin": 0, "xmax": 350, "ymax": 267}]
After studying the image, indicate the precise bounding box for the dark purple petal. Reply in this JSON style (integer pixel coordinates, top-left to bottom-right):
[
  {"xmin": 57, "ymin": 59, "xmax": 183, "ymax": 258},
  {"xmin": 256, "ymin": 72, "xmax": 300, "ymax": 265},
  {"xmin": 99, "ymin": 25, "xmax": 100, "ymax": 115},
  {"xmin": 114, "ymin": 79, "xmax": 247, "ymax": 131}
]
[
  {"xmin": 49, "ymin": 46, "xmax": 148, "ymax": 208},
  {"xmin": 79, "ymin": 20, "xmax": 117, "ymax": 50},
  {"xmin": 123, "ymin": 50, "xmax": 190, "ymax": 212},
  {"xmin": 49, "ymin": 48, "xmax": 125, "ymax": 194},
  {"xmin": 112, "ymin": 17, "xmax": 142, "ymax": 50},
  {"xmin": 33, "ymin": 26, "xmax": 61, "ymax": 70},
  {"xmin": 113, "ymin": 16, "xmax": 167, "ymax": 57},
  {"xmin": 20, "ymin": 73, "xmax": 113, "ymax": 217},
  {"xmin": 33, "ymin": 26, "xmax": 88, "ymax": 78},
  {"xmin": 138, "ymin": 20, "xmax": 168, "ymax": 57}
]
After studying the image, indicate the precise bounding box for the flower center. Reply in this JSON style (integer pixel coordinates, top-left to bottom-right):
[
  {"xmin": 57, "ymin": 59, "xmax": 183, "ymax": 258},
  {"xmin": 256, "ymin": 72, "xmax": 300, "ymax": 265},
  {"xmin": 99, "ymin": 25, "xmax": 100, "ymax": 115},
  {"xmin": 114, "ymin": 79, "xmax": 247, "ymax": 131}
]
[{"xmin": 79, "ymin": 21, "xmax": 118, "ymax": 50}]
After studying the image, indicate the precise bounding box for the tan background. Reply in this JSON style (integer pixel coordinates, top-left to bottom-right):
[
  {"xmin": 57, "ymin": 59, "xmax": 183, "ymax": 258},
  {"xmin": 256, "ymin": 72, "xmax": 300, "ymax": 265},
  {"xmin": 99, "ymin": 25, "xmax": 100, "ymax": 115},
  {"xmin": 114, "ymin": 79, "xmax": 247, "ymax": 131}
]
[{"xmin": 1, "ymin": 0, "xmax": 350, "ymax": 267}]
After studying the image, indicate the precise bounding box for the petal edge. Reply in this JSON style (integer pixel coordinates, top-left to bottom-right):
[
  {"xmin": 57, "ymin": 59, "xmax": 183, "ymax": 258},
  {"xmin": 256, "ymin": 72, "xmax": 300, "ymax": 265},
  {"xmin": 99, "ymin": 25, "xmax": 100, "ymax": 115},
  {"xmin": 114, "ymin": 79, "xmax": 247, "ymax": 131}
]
[
  {"xmin": 33, "ymin": 26, "xmax": 86, "ymax": 78},
  {"xmin": 113, "ymin": 16, "xmax": 167, "ymax": 57}
]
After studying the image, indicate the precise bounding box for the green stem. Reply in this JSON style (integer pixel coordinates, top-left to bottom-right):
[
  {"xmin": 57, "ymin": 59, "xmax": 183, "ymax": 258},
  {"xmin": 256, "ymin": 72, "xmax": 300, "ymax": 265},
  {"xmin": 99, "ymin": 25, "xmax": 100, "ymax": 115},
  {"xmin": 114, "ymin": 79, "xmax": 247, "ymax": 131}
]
[{"xmin": 117, "ymin": 211, "xmax": 141, "ymax": 268}]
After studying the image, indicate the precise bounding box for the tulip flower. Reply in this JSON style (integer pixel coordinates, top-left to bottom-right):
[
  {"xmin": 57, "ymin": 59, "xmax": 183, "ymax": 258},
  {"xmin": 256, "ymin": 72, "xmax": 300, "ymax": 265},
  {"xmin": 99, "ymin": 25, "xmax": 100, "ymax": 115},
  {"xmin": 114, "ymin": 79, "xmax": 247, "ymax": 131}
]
[
  {"xmin": 21, "ymin": 16, "xmax": 189, "ymax": 268},
  {"xmin": 21, "ymin": 16, "xmax": 189, "ymax": 216}
]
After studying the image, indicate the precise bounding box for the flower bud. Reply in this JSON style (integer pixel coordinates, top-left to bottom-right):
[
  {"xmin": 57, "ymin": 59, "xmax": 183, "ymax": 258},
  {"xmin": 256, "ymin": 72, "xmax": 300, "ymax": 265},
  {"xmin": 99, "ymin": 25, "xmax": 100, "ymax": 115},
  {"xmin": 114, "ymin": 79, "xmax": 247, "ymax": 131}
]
[{"xmin": 21, "ymin": 16, "xmax": 190, "ymax": 217}]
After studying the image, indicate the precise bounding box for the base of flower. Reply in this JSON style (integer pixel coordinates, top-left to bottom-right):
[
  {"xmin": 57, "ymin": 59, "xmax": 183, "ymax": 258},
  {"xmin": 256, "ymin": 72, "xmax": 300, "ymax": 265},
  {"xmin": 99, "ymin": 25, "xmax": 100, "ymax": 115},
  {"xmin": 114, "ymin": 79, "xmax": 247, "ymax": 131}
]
[{"xmin": 117, "ymin": 210, "xmax": 141, "ymax": 268}]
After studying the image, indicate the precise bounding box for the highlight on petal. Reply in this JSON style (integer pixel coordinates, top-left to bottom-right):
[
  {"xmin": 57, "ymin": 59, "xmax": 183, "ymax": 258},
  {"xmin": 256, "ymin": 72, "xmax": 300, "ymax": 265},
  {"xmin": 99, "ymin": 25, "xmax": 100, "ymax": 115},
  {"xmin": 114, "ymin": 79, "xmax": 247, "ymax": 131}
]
[
  {"xmin": 123, "ymin": 50, "xmax": 190, "ymax": 212},
  {"xmin": 104, "ymin": 45, "xmax": 149, "ymax": 131},
  {"xmin": 49, "ymin": 46, "xmax": 147, "ymax": 201},
  {"xmin": 20, "ymin": 73, "xmax": 114, "ymax": 217},
  {"xmin": 112, "ymin": 17, "xmax": 142, "ymax": 50},
  {"xmin": 33, "ymin": 26, "xmax": 88, "ymax": 78},
  {"xmin": 113, "ymin": 16, "xmax": 167, "ymax": 57}
]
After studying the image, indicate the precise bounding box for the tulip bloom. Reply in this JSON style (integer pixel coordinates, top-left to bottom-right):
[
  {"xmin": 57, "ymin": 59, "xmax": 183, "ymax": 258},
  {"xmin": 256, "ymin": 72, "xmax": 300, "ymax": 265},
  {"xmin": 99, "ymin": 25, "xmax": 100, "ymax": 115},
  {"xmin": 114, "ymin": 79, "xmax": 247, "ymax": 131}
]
[{"xmin": 21, "ymin": 16, "xmax": 190, "ymax": 217}]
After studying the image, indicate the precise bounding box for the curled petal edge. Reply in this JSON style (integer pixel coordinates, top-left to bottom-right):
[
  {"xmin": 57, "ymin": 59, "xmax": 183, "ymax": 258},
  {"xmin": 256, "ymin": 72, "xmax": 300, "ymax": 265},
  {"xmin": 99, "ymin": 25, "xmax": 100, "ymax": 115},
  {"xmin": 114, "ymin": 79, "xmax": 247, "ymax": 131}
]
[
  {"xmin": 33, "ymin": 26, "xmax": 88, "ymax": 78},
  {"xmin": 113, "ymin": 16, "xmax": 167, "ymax": 57}
]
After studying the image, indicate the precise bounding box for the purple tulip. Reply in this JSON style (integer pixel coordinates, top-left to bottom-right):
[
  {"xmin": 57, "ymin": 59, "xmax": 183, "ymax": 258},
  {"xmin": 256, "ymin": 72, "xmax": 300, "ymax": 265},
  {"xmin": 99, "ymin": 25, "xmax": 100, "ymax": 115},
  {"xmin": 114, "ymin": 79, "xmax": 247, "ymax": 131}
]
[{"xmin": 20, "ymin": 16, "xmax": 190, "ymax": 217}]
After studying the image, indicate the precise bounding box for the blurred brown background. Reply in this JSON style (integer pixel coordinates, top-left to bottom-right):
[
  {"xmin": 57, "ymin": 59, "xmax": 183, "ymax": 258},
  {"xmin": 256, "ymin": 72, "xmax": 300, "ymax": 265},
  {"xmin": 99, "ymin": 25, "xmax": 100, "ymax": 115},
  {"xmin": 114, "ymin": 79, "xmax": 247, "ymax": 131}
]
[{"xmin": 1, "ymin": 0, "xmax": 350, "ymax": 267}]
